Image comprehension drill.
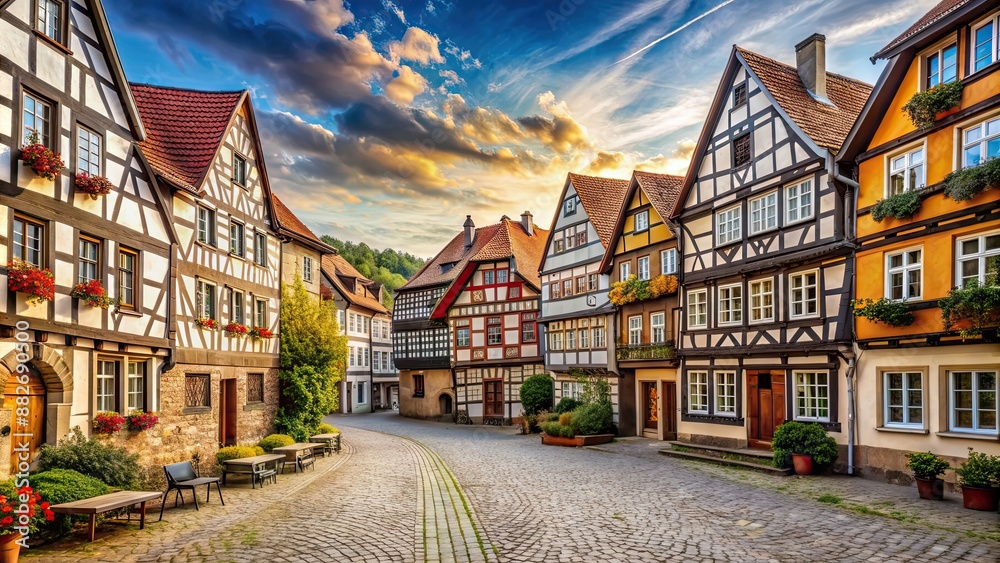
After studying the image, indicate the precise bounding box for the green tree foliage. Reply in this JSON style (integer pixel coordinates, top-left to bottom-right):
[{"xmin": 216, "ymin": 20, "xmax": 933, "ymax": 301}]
[
  {"xmin": 276, "ymin": 275, "xmax": 348, "ymax": 441},
  {"xmin": 36, "ymin": 427, "xmax": 141, "ymax": 489},
  {"xmin": 321, "ymin": 236, "xmax": 426, "ymax": 309},
  {"xmin": 520, "ymin": 374, "xmax": 554, "ymax": 415}
]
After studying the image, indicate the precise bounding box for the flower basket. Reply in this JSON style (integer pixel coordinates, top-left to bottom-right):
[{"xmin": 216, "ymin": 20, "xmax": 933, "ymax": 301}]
[
  {"xmin": 93, "ymin": 411, "xmax": 126, "ymax": 434},
  {"xmin": 74, "ymin": 173, "xmax": 113, "ymax": 200},
  {"xmin": 70, "ymin": 280, "xmax": 117, "ymax": 309},
  {"xmin": 20, "ymin": 131, "xmax": 64, "ymax": 180},
  {"xmin": 902, "ymin": 81, "xmax": 963, "ymax": 130},
  {"xmin": 7, "ymin": 261, "xmax": 55, "ymax": 306},
  {"xmin": 126, "ymin": 410, "xmax": 158, "ymax": 432},
  {"xmin": 224, "ymin": 322, "xmax": 249, "ymax": 338},
  {"xmin": 195, "ymin": 317, "xmax": 219, "ymax": 330},
  {"xmin": 608, "ymin": 274, "xmax": 678, "ymax": 306},
  {"xmin": 249, "ymin": 326, "xmax": 274, "ymax": 340}
]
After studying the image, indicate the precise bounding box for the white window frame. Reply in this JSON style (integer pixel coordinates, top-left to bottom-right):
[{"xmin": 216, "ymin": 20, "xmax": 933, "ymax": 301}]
[
  {"xmin": 688, "ymin": 371, "xmax": 709, "ymax": 414},
  {"xmin": 789, "ymin": 270, "xmax": 819, "ymax": 319},
  {"xmin": 956, "ymin": 230, "xmax": 1000, "ymax": 287},
  {"xmin": 886, "ymin": 145, "xmax": 926, "ymax": 197},
  {"xmin": 22, "ymin": 91, "xmax": 52, "ymax": 147},
  {"xmin": 620, "ymin": 261, "xmax": 631, "ymax": 280},
  {"xmin": 562, "ymin": 381, "xmax": 584, "ymax": 400},
  {"xmin": 628, "ymin": 316, "xmax": 642, "ymax": 346},
  {"xmin": 196, "ymin": 279, "xmax": 217, "ymax": 320},
  {"xmin": 923, "ymin": 42, "xmax": 958, "ymax": 90},
  {"xmin": 687, "ymin": 290, "xmax": 707, "ymax": 329},
  {"xmin": 565, "ymin": 328, "xmax": 576, "ymax": 350},
  {"xmin": 949, "ymin": 370, "xmax": 998, "ymax": 435},
  {"xmin": 126, "ymin": 361, "xmax": 145, "ymax": 414},
  {"xmin": 487, "ymin": 325, "xmax": 502, "ymax": 346},
  {"xmin": 233, "ymin": 153, "xmax": 247, "ymax": 186},
  {"xmin": 564, "ymin": 197, "xmax": 577, "ymax": 216},
  {"xmin": 650, "ymin": 312, "xmax": 665, "ymax": 344},
  {"xmin": 885, "ymin": 247, "xmax": 923, "ymax": 301},
  {"xmin": 578, "ymin": 328, "xmax": 589, "ymax": 349},
  {"xmin": 592, "ymin": 327, "xmax": 606, "ymax": 348},
  {"xmin": 96, "ymin": 360, "xmax": 116, "ymax": 413},
  {"xmin": 715, "ymin": 204, "xmax": 741, "ymax": 246},
  {"xmin": 549, "ymin": 331, "xmax": 563, "ymax": 351},
  {"xmin": 883, "ymin": 371, "xmax": 924, "ymax": 429},
  {"xmin": 303, "ymin": 256, "xmax": 313, "ymax": 282},
  {"xmin": 714, "ymin": 371, "xmax": 737, "ymax": 416},
  {"xmin": 77, "ymin": 125, "xmax": 101, "ymax": 176},
  {"xmin": 661, "ymin": 249, "xmax": 677, "ymax": 275},
  {"xmin": 717, "ymin": 283, "xmax": 743, "ymax": 326},
  {"xmin": 749, "ymin": 191, "xmax": 777, "ymax": 235},
  {"xmin": 230, "ymin": 288, "xmax": 245, "ymax": 325},
  {"xmin": 637, "ymin": 256, "xmax": 650, "ymax": 281},
  {"xmin": 749, "ymin": 278, "xmax": 774, "ymax": 324},
  {"xmin": 197, "ymin": 206, "xmax": 216, "ymax": 246},
  {"xmin": 972, "ymin": 14, "xmax": 999, "ymax": 74},
  {"xmin": 634, "ymin": 210, "xmax": 649, "ymax": 232},
  {"xmin": 961, "ymin": 115, "xmax": 1000, "ymax": 169},
  {"xmin": 254, "ymin": 232, "xmax": 267, "ymax": 266},
  {"xmin": 794, "ymin": 371, "xmax": 830, "ymax": 422},
  {"xmin": 784, "ymin": 179, "xmax": 814, "ymax": 225}
]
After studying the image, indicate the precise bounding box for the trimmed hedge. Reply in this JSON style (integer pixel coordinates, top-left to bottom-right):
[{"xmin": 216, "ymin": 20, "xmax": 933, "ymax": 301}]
[
  {"xmin": 554, "ymin": 397, "xmax": 581, "ymax": 414},
  {"xmin": 520, "ymin": 374, "xmax": 554, "ymax": 415},
  {"xmin": 258, "ymin": 434, "xmax": 295, "ymax": 453},
  {"xmin": 216, "ymin": 445, "xmax": 265, "ymax": 464},
  {"xmin": 571, "ymin": 401, "xmax": 613, "ymax": 436},
  {"xmin": 31, "ymin": 469, "xmax": 110, "ymax": 536},
  {"xmin": 314, "ymin": 423, "xmax": 339, "ymax": 434}
]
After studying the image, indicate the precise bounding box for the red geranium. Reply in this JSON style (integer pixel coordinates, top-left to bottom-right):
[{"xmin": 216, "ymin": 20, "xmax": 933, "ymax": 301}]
[
  {"xmin": 7, "ymin": 261, "xmax": 55, "ymax": 306},
  {"xmin": 75, "ymin": 172, "xmax": 114, "ymax": 199},
  {"xmin": 21, "ymin": 130, "xmax": 64, "ymax": 181},
  {"xmin": 71, "ymin": 280, "xmax": 117, "ymax": 309},
  {"xmin": 126, "ymin": 410, "xmax": 159, "ymax": 432},
  {"xmin": 225, "ymin": 322, "xmax": 249, "ymax": 337},
  {"xmin": 195, "ymin": 317, "xmax": 219, "ymax": 330},
  {"xmin": 250, "ymin": 326, "xmax": 274, "ymax": 340},
  {"xmin": 93, "ymin": 411, "xmax": 126, "ymax": 434},
  {"xmin": 0, "ymin": 486, "xmax": 54, "ymax": 536}
]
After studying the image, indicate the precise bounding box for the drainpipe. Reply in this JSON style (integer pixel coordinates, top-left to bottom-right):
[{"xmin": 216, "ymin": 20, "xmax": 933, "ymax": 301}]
[
  {"xmin": 827, "ymin": 153, "xmax": 859, "ymax": 239},
  {"xmin": 846, "ymin": 357, "xmax": 856, "ymax": 476}
]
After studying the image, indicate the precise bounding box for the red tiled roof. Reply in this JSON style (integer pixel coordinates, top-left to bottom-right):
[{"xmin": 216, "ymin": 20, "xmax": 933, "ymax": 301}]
[
  {"xmin": 271, "ymin": 194, "xmax": 326, "ymax": 247},
  {"xmin": 131, "ymin": 83, "xmax": 244, "ymax": 191},
  {"xmin": 633, "ymin": 171, "xmax": 683, "ymax": 220},
  {"xmin": 567, "ymin": 173, "xmax": 630, "ymax": 248},
  {"xmin": 737, "ymin": 47, "xmax": 872, "ymax": 151},
  {"xmin": 875, "ymin": 0, "xmax": 971, "ymax": 59},
  {"xmin": 402, "ymin": 223, "xmax": 501, "ymax": 290},
  {"xmin": 321, "ymin": 254, "xmax": 387, "ymax": 314}
]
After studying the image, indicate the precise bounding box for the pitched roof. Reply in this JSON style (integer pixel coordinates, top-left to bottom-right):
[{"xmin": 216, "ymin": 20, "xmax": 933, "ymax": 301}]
[
  {"xmin": 874, "ymin": 0, "xmax": 972, "ymax": 60},
  {"xmin": 321, "ymin": 254, "xmax": 387, "ymax": 314},
  {"xmin": 632, "ymin": 171, "xmax": 684, "ymax": 219},
  {"xmin": 271, "ymin": 195, "xmax": 334, "ymax": 253},
  {"xmin": 131, "ymin": 83, "xmax": 244, "ymax": 192},
  {"xmin": 566, "ymin": 173, "xmax": 630, "ymax": 248},
  {"xmin": 736, "ymin": 47, "xmax": 872, "ymax": 151}
]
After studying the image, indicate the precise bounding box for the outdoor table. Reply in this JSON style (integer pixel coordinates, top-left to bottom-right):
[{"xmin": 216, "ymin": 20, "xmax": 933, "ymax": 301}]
[
  {"xmin": 272, "ymin": 443, "xmax": 320, "ymax": 473},
  {"xmin": 221, "ymin": 453, "xmax": 286, "ymax": 488},
  {"xmin": 50, "ymin": 490, "xmax": 162, "ymax": 541},
  {"xmin": 309, "ymin": 433, "xmax": 342, "ymax": 456}
]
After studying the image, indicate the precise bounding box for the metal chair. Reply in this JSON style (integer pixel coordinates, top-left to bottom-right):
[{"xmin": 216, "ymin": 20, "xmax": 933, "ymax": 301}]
[{"xmin": 158, "ymin": 461, "xmax": 225, "ymax": 521}]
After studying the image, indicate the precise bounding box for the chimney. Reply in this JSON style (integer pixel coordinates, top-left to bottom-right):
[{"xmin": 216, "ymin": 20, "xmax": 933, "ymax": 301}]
[
  {"xmin": 795, "ymin": 33, "xmax": 826, "ymax": 100},
  {"xmin": 463, "ymin": 215, "xmax": 475, "ymax": 248},
  {"xmin": 520, "ymin": 211, "xmax": 534, "ymax": 236}
]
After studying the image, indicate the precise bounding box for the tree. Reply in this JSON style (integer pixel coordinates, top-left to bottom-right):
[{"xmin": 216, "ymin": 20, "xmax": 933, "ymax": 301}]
[
  {"xmin": 276, "ymin": 274, "xmax": 347, "ymax": 440},
  {"xmin": 319, "ymin": 235, "xmax": 426, "ymax": 310},
  {"xmin": 520, "ymin": 374, "xmax": 554, "ymax": 415}
]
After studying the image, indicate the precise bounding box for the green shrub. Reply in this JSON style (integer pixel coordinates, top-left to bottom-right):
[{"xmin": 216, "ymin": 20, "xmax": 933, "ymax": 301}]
[
  {"xmin": 540, "ymin": 421, "xmax": 562, "ymax": 436},
  {"xmin": 902, "ymin": 80, "xmax": 963, "ymax": 129},
  {"xmin": 851, "ymin": 298, "xmax": 915, "ymax": 327},
  {"xmin": 258, "ymin": 434, "xmax": 295, "ymax": 453},
  {"xmin": 37, "ymin": 427, "xmax": 141, "ymax": 489},
  {"xmin": 870, "ymin": 189, "xmax": 924, "ymax": 222},
  {"xmin": 520, "ymin": 374, "xmax": 554, "ymax": 415},
  {"xmin": 571, "ymin": 401, "xmax": 613, "ymax": 436},
  {"xmin": 943, "ymin": 157, "xmax": 1000, "ymax": 202},
  {"xmin": 955, "ymin": 448, "xmax": 1000, "ymax": 488},
  {"xmin": 314, "ymin": 423, "xmax": 339, "ymax": 434},
  {"xmin": 939, "ymin": 278, "xmax": 1000, "ymax": 339},
  {"xmin": 906, "ymin": 451, "xmax": 951, "ymax": 480},
  {"xmin": 559, "ymin": 425, "xmax": 576, "ymax": 438},
  {"xmin": 215, "ymin": 445, "xmax": 265, "ymax": 464},
  {"xmin": 545, "ymin": 413, "xmax": 559, "ymax": 422},
  {"xmin": 558, "ymin": 412, "xmax": 573, "ymax": 427},
  {"xmin": 30, "ymin": 469, "xmax": 109, "ymax": 536},
  {"xmin": 554, "ymin": 397, "xmax": 581, "ymax": 414},
  {"xmin": 771, "ymin": 421, "xmax": 839, "ymax": 468}
]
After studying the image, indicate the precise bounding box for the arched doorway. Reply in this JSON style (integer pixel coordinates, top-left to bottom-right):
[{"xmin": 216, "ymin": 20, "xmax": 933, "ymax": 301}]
[{"xmin": 3, "ymin": 368, "xmax": 45, "ymax": 474}]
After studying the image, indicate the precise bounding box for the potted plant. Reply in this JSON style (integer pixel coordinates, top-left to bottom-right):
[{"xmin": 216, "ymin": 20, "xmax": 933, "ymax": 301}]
[
  {"xmin": 224, "ymin": 322, "xmax": 248, "ymax": 338},
  {"xmin": 906, "ymin": 451, "xmax": 950, "ymax": 500},
  {"xmin": 6, "ymin": 261, "xmax": 55, "ymax": 306},
  {"xmin": 954, "ymin": 448, "xmax": 1000, "ymax": 511},
  {"xmin": 20, "ymin": 130, "xmax": 64, "ymax": 180},
  {"xmin": 771, "ymin": 421, "xmax": 839, "ymax": 475},
  {"xmin": 74, "ymin": 172, "xmax": 114, "ymax": 199},
  {"xmin": 938, "ymin": 278, "xmax": 1000, "ymax": 340},
  {"xmin": 92, "ymin": 411, "xmax": 126, "ymax": 434},
  {"xmin": 0, "ymin": 483, "xmax": 55, "ymax": 562},
  {"xmin": 608, "ymin": 274, "xmax": 678, "ymax": 306},
  {"xmin": 195, "ymin": 317, "xmax": 219, "ymax": 330},
  {"xmin": 70, "ymin": 280, "xmax": 117, "ymax": 309}
]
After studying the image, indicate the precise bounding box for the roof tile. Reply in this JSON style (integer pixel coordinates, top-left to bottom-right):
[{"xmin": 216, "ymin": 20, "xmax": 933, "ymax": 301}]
[
  {"xmin": 567, "ymin": 173, "xmax": 630, "ymax": 248},
  {"xmin": 632, "ymin": 171, "xmax": 684, "ymax": 219},
  {"xmin": 875, "ymin": 0, "xmax": 971, "ymax": 59},
  {"xmin": 271, "ymin": 194, "xmax": 326, "ymax": 247},
  {"xmin": 321, "ymin": 254, "xmax": 388, "ymax": 314}
]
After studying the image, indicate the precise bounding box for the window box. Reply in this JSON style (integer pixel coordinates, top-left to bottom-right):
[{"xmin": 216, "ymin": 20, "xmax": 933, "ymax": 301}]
[
  {"xmin": 249, "ymin": 326, "xmax": 274, "ymax": 340},
  {"xmin": 7, "ymin": 261, "xmax": 54, "ymax": 306},
  {"xmin": 71, "ymin": 280, "xmax": 117, "ymax": 310},
  {"xmin": 851, "ymin": 298, "xmax": 915, "ymax": 327},
  {"xmin": 943, "ymin": 157, "xmax": 1000, "ymax": 202},
  {"xmin": 608, "ymin": 274, "xmax": 678, "ymax": 306},
  {"xmin": 92, "ymin": 411, "xmax": 125, "ymax": 434},
  {"xmin": 616, "ymin": 341, "xmax": 675, "ymax": 361},
  {"xmin": 21, "ymin": 130, "xmax": 64, "ymax": 180},
  {"xmin": 74, "ymin": 172, "xmax": 113, "ymax": 199},
  {"xmin": 902, "ymin": 81, "xmax": 963, "ymax": 130},
  {"xmin": 939, "ymin": 282, "xmax": 1000, "ymax": 339},
  {"xmin": 125, "ymin": 410, "xmax": 159, "ymax": 432},
  {"xmin": 870, "ymin": 189, "xmax": 925, "ymax": 223},
  {"xmin": 195, "ymin": 317, "xmax": 219, "ymax": 330}
]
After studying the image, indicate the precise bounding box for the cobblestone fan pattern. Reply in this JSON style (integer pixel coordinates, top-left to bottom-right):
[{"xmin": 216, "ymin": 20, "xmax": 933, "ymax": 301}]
[{"xmin": 339, "ymin": 414, "xmax": 1000, "ymax": 563}]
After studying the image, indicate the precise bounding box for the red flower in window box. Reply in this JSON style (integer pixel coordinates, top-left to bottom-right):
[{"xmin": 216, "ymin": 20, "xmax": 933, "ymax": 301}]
[
  {"xmin": 71, "ymin": 280, "xmax": 117, "ymax": 309},
  {"xmin": 250, "ymin": 326, "xmax": 274, "ymax": 340},
  {"xmin": 195, "ymin": 317, "xmax": 219, "ymax": 330},
  {"xmin": 7, "ymin": 261, "xmax": 55, "ymax": 306},
  {"xmin": 225, "ymin": 322, "xmax": 249, "ymax": 337},
  {"xmin": 75, "ymin": 172, "xmax": 114, "ymax": 199},
  {"xmin": 93, "ymin": 411, "xmax": 126, "ymax": 434},
  {"xmin": 126, "ymin": 410, "xmax": 159, "ymax": 432},
  {"xmin": 21, "ymin": 130, "xmax": 65, "ymax": 181}
]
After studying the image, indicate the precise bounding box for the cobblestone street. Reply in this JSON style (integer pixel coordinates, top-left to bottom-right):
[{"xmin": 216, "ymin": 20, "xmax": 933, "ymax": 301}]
[{"xmin": 24, "ymin": 412, "xmax": 1000, "ymax": 562}]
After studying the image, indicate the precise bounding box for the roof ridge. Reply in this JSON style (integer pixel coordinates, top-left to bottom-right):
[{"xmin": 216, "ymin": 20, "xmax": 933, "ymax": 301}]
[
  {"xmin": 735, "ymin": 46, "xmax": 872, "ymax": 88},
  {"xmin": 129, "ymin": 82, "xmax": 246, "ymax": 95}
]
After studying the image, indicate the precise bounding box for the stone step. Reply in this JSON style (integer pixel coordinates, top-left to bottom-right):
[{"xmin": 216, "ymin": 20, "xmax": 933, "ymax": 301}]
[
  {"xmin": 665, "ymin": 440, "xmax": 775, "ymax": 459},
  {"xmin": 658, "ymin": 449, "xmax": 793, "ymax": 476}
]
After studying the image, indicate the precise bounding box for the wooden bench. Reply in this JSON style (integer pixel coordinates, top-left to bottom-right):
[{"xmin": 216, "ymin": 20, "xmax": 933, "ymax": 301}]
[
  {"xmin": 50, "ymin": 490, "xmax": 162, "ymax": 542},
  {"xmin": 272, "ymin": 443, "xmax": 320, "ymax": 473},
  {"xmin": 221, "ymin": 453, "xmax": 286, "ymax": 488},
  {"xmin": 308, "ymin": 433, "xmax": 342, "ymax": 457}
]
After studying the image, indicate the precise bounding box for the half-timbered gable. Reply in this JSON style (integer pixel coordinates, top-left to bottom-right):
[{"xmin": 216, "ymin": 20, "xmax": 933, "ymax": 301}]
[
  {"xmin": 673, "ymin": 36, "xmax": 870, "ymax": 453},
  {"xmin": 837, "ymin": 0, "xmax": 1000, "ymax": 480},
  {"xmin": 0, "ymin": 0, "xmax": 173, "ymax": 475},
  {"xmin": 133, "ymin": 84, "xmax": 281, "ymax": 455}
]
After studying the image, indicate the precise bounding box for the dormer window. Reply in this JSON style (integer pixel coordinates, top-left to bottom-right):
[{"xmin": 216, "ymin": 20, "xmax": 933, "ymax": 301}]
[
  {"xmin": 925, "ymin": 44, "xmax": 957, "ymax": 89},
  {"xmin": 35, "ymin": 0, "xmax": 64, "ymax": 44},
  {"xmin": 733, "ymin": 83, "xmax": 747, "ymax": 108},
  {"xmin": 564, "ymin": 197, "xmax": 577, "ymax": 217}
]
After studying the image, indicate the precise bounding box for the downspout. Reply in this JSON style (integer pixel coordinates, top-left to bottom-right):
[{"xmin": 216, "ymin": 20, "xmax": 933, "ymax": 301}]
[
  {"xmin": 846, "ymin": 357, "xmax": 856, "ymax": 476},
  {"xmin": 827, "ymin": 153, "xmax": 860, "ymax": 239},
  {"xmin": 158, "ymin": 242, "xmax": 178, "ymax": 409}
]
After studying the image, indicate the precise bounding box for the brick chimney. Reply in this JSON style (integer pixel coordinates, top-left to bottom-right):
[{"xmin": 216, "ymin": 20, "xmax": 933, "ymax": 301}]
[
  {"xmin": 520, "ymin": 211, "xmax": 533, "ymax": 236},
  {"xmin": 463, "ymin": 215, "xmax": 475, "ymax": 248},
  {"xmin": 795, "ymin": 33, "xmax": 827, "ymax": 100}
]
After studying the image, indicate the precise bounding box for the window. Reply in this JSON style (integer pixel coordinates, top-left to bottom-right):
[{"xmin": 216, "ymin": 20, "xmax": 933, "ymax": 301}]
[
  {"xmin": 733, "ymin": 83, "xmax": 747, "ymax": 107},
  {"xmin": 951, "ymin": 370, "xmax": 998, "ymax": 434},
  {"xmin": 550, "ymin": 282, "xmax": 561, "ymax": 300},
  {"xmin": 888, "ymin": 147, "xmax": 925, "ymax": 196},
  {"xmin": 185, "ymin": 374, "xmax": 211, "ymax": 408},
  {"xmin": 733, "ymin": 134, "xmax": 751, "ymax": 167},
  {"xmin": 688, "ymin": 371, "xmax": 708, "ymax": 414},
  {"xmin": 413, "ymin": 374, "xmax": 425, "ymax": 397},
  {"xmin": 634, "ymin": 210, "xmax": 649, "ymax": 232},
  {"xmin": 883, "ymin": 371, "xmax": 923, "ymax": 428},
  {"xmin": 973, "ymin": 16, "xmax": 998, "ymax": 73},
  {"xmin": 575, "ymin": 276, "xmax": 587, "ymax": 295},
  {"xmin": 565, "ymin": 231, "xmax": 577, "ymax": 251},
  {"xmin": 233, "ymin": 154, "xmax": 247, "ymax": 186},
  {"xmin": 118, "ymin": 248, "xmax": 137, "ymax": 309},
  {"xmin": 126, "ymin": 361, "xmax": 145, "ymax": 413},
  {"xmin": 254, "ymin": 232, "xmax": 267, "ymax": 266},
  {"xmin": 718, "ymin": 284, "xmax": 743, "ymax": 325},
  {"xmin": 785, "ymin": 180, "xmax": 813, "ymax": 224},
  {"xmin": 562, "ymin": 279, "xmax": 573, "ymax": 297},
  {"xmin": 497, "ymin": 269, "xmax": 509, "ymax": 284},
  {"xmin": 521, "ymin": 322, "xmax": 536, "ymax": 343},
  {"xmin": 487, "ymin": 325, "xmax": 502, "ymax": 346},
  {"xmin": 77, "ymin": 126, "xmax": 101, "ymax": 176},
  {"xmin": 549, "ymin": 331, "xmax": 563, "ymax": 351},
  {"xmin": 564, "ymin": 197, "xmax": 577, "ymax": 216},
  {"xmin": 587, "ymin": 274, "xmax": 598, "ymax": 291},
  {"xmin": 749, "ymin": 279, "xmax": 774, "ymax": 323},
  {"xmin": 13, "ymin": 215, "xmax": 44, "ymax": 267},
  {"xmin": 620, "ymin": 261, "xmax": 631, "ymax": 280},
  {"xmin": 231, "ymin": 289, "xmax": 245, "ymax": 325},
  {"xmin": 789, "ymin": 271, "xmax": 818, "ymax": 319},
  {"xmin": 35, "ymin": 0, "xmax": 63, "ymax": 43},
  {"xmin": 592, "ymin": 327, "xmax": 606, "ymax": 348},
  {"xmin": 715, "ymin": 205, "xmax": 741, "ymax": 246},
  {"xmin": 687, "ymin": 290, "xmax": 707, "ymax": 328},
  {"xmin": 364, "ymin": 348, "xmax": 370, "ymax": 367},
  {"xmin": 348, "ymin": 346, "xmax": 355, "ymax": 367},
  {"xmin": 303, "ymin": 256, "xmax": 313, "ymax": 282},
  {"xmin": 794, "ymin": 371, "xmax": 829, "ymax": 421},
  {"xmin": 661, "ymin": 249, "xmax": 677, "ymax": 275},
  {"xmin": 562, "ymin": 381, "xmax": 584, "ymax": 400},
  {"xmin": 628, "ymin": 316, "xmax": 642, "ymax": 345},
  {"xmin": 749, "ymin": 191, "xmax": 777, "ymax": 234},
  {"xmin": 78, "ymin": 236, "xmax": 99, "ymax": 284},
  {"xmin": 715, "ymin": 371, "xmax": 737, "ymax": 415},
  {"xmin": 651, "ymin": 312, "xmax": 665, "ymax": 343},
  {"xmin": 925, "ymin": 44, "xmax": 957, "ymax": 89},
  {"xmin": 337, "ymin": 309, "xmax": 346, "ymax": 333},
  {"xmin": 457, "ymin": 328, "xmax": 470, "ymax": 347},
  {"xmin": 197, "ymin": 206, "xmax": 216, "ymax": 246},
  {"xmin": 956, "ymin": 232, "xmax": 1000, "ymax": 286},
  {"xmin": 357, "ymin": 382, "xmax": 366, "ymax": 404},
  {"xmin": 22, "ymin": 92, "xmax": 52, "ymax": 147},
  {"xmin": 575, "ymin": 231, "xmax": 587, "ymax": 246},
  {"xmin": 255, "ymin": 298, "xmax": 268, "ymax": 328},
  {"xmin": 565, "ymin": 329, "xmax": 576, "ymax": 350},
  {"xmin": 196, "ymin": 280, "xmax": 217, "ymax": 320},
  {"xmin": 247, "ymin": 373, "xmax": 264, "ymax": 403},
  {"xmin": 230, "ymin": 220, "xmax": 245, "ymax": 257},
  {"xmin": 373, "ymin": 351, "xmax": 381, "ymax": 371},
  {"xmin": 555, "ymin": 238, "xmax": 565, "ymax": 253},
  {"xmin": 637, "ymin": 256, "xmax": 650, "ymax": 281},
  {"xmin": 509, "ymin": 285, "xmax": 521, "ymax": 299},
  {"xmin": 96, "ymin": 360, "xmax": 117, "ymax": 412},
  {"xmin": 578, "ymin": 328, "xmax": 588, "ymax": 349},
  {"xmin": 961, "ymin": 116, "xmax": 1000, "ymax": 168},
  {"xmin": 886, "ymin": 248, "xmax": 922, "ymax": 300}
]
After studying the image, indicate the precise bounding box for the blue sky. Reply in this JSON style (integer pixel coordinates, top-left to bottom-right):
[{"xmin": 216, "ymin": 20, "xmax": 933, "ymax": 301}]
[{"xmin": 104, "ymin": 0, "xmax": 938, "ymax": 257}]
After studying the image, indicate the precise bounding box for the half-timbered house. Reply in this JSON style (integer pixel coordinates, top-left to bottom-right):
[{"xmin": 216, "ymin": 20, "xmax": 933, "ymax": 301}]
[
  {"xmin": 600, "ymin": 171, "xmax": 683, "ymax": 439},
  {"xmin": 272, "ymin": 194, "xmax": 336, "ymax": 301},
  {"xmin": 837, "ymin": 0, "xmax": 1000, "ymax": 482},
  {"xmin": 132, "ymin": 84, "xmax": 281, "ymax": 458},
  {"xmin": 539, "ymin": 174, "xmax": 627, "ymax": 428},
  {"xmin": 673, "ymin": 36, "xmax": 871, "ymax": 456},
  {"xmin": 0, "ymin": 0, "xmax": 174, "ymax": 476}
]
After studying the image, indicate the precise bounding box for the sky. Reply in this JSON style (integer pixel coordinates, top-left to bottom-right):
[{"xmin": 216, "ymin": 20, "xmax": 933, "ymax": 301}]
[{"xmin": 104, "ymin": 0, "xmax": 939, "ymax": 258}]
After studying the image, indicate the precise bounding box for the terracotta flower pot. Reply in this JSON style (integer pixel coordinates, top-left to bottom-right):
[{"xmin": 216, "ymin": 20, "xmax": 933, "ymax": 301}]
[
  {"xmin": 0, "ymin": 533, "xmax": 21, "ymax": 563},
  {"xmin": 915, "ymin": 477, "xmax": 944, "ymax": 500},
  {"xmin": 791, "ymin": 453, "xmax": 814, "ymax": 476},
  {"xmin": 961, "ymin": 485, "xmax": 999, "ymax": 511}
]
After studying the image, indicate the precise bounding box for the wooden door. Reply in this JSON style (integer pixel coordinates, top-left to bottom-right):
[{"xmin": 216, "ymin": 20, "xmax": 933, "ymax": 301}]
[
  {"xmin": 483, "ymin": 379, "xmax": 503, "ymax": 419},
  {"xmin": 663, "ymin": 382, "xmax": 677, "ymax": 441},
  {"xmin": 642, "ymin": 382, "xmax": 658, "ymax": 431},
  {"xmin": 4, "ymin": 369, "xmax": 45, "ymax": 474},
  {"xmin": 748, "ymin": 371, "xmax": 785, "ymax": 449},
  {"xmin": 220, "ymin": 379, "xmax": 237, "ymax": 447}
]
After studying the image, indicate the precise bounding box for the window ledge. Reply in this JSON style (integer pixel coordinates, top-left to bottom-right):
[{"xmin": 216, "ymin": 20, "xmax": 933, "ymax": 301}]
[
  {"xmin": 33, "ymin": 30, "xmax": 73, "ymax": 55},
  {"xmin": 936, "ymin": 431, "xmax": 999, "ymax": 441},
  {"xmin": 116, "ymin": 308, "xmax": 143, "ymax": 318},
  {"xmin": 876, "ymin": 426, "xmax": 929, "ymax": 434},
  {"xmin": 195, "ymin": 240, "xmax": 218, "ymax": 251},
  {"xmin": 182, "ymin": 406, "xmax": 212, "ymax": 415},
  {"xmin": 229, "ymin": 252, "xmax": 246, "ymax": 261},
  {"xmin": 243, "ymin": 402, "xmax": 266, "ymax": 411}
]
